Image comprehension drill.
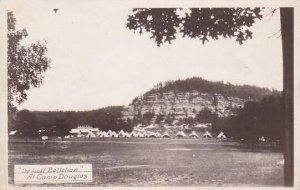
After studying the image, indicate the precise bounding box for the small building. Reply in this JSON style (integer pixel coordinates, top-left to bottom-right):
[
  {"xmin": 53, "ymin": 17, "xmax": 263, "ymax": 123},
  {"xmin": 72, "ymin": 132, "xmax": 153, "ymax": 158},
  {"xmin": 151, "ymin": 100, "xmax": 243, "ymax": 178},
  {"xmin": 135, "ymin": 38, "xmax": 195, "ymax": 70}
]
[{"xmin": 70, "ymin": 125, "xmax": 99, "ymax": 137}]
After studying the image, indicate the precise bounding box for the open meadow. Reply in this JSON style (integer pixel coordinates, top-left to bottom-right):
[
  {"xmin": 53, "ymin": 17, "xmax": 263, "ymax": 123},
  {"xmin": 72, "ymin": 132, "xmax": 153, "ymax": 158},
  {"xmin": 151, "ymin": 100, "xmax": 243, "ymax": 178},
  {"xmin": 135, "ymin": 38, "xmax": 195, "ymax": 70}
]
[{"xmin": 8, "ymin": 138, "xmax": 284, "ymax": 187}]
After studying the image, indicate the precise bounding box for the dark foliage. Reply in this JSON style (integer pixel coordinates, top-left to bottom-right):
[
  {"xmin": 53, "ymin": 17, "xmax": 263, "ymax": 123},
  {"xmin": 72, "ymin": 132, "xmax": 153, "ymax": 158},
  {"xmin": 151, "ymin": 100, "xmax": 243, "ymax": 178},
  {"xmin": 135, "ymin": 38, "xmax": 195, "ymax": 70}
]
[
  {"xmin": 127, "ymin": 8, "xmax": 263, "ymax": 46},
  {"xmin": 213, "ymin": 94, "xmax": 284, "ymax": 141},
  {"xmin": 15, "ymin": 109, "xmax": 37, "ymax": 142},
  {"xmin": 7, "ymin": 12, "xmax": 51, "ymax": 114},
  {"xmin": 10, "ymin": 106, "xmax": 133, "ymax": 138},
  {"xmin": 195, "ymin": 108, "xmax": 217, "ymax": 124}
]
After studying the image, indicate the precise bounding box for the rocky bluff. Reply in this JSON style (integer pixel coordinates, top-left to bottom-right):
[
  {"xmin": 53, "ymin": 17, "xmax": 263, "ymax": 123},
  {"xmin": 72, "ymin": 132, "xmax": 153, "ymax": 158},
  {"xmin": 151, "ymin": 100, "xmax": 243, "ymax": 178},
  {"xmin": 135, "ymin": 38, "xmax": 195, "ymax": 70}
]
[{"xmin": 121, "ymin": 77, "xmax": 277, "ymax": 124}]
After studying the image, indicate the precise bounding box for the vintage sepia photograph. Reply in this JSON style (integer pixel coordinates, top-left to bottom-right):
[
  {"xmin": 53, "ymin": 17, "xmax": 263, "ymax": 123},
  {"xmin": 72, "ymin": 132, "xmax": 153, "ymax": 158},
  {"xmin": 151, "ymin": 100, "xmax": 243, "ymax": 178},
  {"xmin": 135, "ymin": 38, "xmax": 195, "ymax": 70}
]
[{"xmin": 0, "ymin": 0, "xmax": 296, "ymax": 189}]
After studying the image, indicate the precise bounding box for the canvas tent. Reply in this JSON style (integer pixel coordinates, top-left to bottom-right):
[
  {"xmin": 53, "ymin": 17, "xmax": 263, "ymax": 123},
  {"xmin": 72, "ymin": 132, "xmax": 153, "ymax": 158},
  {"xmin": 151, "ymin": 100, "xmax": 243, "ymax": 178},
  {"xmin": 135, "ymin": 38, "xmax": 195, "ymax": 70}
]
[
  {"xmin": 203, "ymin": 131, "xmax": 212, "ymax": 138},
  {"xmin": 148, "ymin": 132, "xmax": 157, "ymax": 138},
  {"xmin": 131, "ymin": 131, "xmax": 138, "ymax": 138},
  {"xmin": 118, "ymin": 130, "xmax": 125, "ymax": 137},
  {"xmin": 100, "ymin": 131, "xmax": 110, "ymax": 138},
  {"xmin": 217, "ymin": 132, "xmax": 227, "ymax": 139},
  {"xmin": 9, "ymin": 130, "xmax": 18, "ymax": 136},
  {"xmin": 162, "ymin": 131, "xmax": 171, "ymax": 138},
  {"xmin": 189, "ymin": 131, "xmax": 198, "ymax": 138},
  {"xmin": 110, "ymin": 131, "xmax": 118, "ymax": 138},
  {"xmin": 259, "ymin": 136, "xmax": 266, "ymax": 142},
  {"xmin": 175, "ymin": 131, "xmax": 186, "ymax": 138},
  {"xmin": 124, "ymin": 132, "xmax": 132, "ymax": 138},
  {"xmin": 86, "ymin": 130, "xmax": 97, "ymax": 138},
  {"xmin": 155, "ymin": 132, "xmax": 161, "ymax": 138},
  {"xmin": 136, "ymin": 132, "xmax": 144, "ymax": 138},
  {"xmin": 107, "ymin": 130, "xmax": 113, "ymax": 136}
]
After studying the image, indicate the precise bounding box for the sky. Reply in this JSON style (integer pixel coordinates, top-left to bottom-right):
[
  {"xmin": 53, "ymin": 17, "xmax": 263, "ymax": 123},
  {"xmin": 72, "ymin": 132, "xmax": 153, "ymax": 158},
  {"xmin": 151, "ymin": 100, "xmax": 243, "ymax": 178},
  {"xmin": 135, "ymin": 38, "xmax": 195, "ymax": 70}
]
[{"xmin": 6, "ymin": 1, "xmax": 283, "ymax": 111}]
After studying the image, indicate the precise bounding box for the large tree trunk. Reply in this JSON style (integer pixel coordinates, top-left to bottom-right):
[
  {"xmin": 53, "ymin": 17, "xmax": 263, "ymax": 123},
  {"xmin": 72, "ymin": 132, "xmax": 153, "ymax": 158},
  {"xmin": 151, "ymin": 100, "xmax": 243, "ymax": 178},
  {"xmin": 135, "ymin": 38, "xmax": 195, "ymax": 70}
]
[{"xmin": 280, "ymin": 7, "xmax": 294, "ymax": 187}]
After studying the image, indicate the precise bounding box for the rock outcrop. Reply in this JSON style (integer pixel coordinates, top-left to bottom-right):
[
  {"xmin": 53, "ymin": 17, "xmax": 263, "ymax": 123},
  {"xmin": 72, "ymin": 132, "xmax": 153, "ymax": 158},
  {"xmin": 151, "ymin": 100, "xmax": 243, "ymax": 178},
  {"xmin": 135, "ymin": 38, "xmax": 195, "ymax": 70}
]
[{"xmin": 122, "ymin": 90, "xmax": 248, "ymax": 121}]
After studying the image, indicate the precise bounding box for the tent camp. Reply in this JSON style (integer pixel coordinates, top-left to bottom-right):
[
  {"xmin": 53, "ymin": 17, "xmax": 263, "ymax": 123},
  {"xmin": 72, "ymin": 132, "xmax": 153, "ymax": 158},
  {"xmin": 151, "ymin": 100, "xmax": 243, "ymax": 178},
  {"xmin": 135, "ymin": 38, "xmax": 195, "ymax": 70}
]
[
  {"xmin": 217, "ymin": 132, "xmax": 227, "ymax": 139},
  {"xmin": 162, "ymin": 131, "xmax": 171, "ymax": 138},
  {"xmin": 189, "ymin": 131, "xmax": 198, "ymax": 138},
  {"xmin": 175, "ymin": 131, "xmax": 186, "ymax": 138},
  {"xmin": 203, "ymin": 131, "xmax": 213, "ymax": 138}
]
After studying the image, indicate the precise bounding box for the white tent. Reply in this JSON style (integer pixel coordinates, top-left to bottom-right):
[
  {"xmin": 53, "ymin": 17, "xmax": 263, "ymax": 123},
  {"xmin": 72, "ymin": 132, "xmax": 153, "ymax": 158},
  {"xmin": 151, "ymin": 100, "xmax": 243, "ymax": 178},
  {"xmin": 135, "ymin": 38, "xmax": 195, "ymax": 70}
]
[
  {"xmin": 155, "ymin": 132, "xmax": 161, "ymax": 138},
  {"xmin": 9, "ymin": 130, "xmax": 17, "ymax": 136},
  {"xmin": 100, "ymin": 131, "xmax": 110, "ymax": 138},
  {"xmin": 107, "ymin": 130, "xmax": 113, "ymax": 136},
  {"xmin": 148, "ymin": 132, "xmax": 157, "ymax": 138},
  {"xmin": 175, "ymin": 131, "xmax": 186, "ymax": 137},
  {"xmin": 162, "ymin": 131, "xmax": 171, "ymax": 138},
  {"xmin": 96, "ymin": 131, "xmax": 102, "ymax": 137},
  {"xmin": 111, "ymin": 131, "xmax": 118, "ymax": 138},
  {"xmin": 124, "ymin": 132, "xmax": 132, "ymax": 138},
  {"xmin": 142, "ymin": 131, "xmax": 149, "ymax": 138},
  {"xmin": 189, "ymin": 131, "xmax": 198, "ymax": 138},
  {"xmin": 217, "ymin": 132, "xmax": 227, "ymax": 139},
  {"xmin": 259, "ymin": 136, "xmax": 266, "ymax": 142},
  {"xmin": 131, "ymin": 131, "xmax": 138, "ymax": 138},
  {"xmin": 118, "ymin": 130, "xmax": 125, "ymax": 136},
  {"xmin": 203, "ymin": 131, "xmax": 212, "ymax": 138},
  {"xmin": 140, "ymin": 131, "xmax": 147, "ymax": 137},
  {"xmin": 41, "ymin": 136, "xmax": 48, "ymax": 140},
  {"xmin": 86, "ymin": 130, "xmax": 97, "ymax": 138},
  {"xmin": 136, "ymin": 132, "xmax": 144, "ymax": 138}
]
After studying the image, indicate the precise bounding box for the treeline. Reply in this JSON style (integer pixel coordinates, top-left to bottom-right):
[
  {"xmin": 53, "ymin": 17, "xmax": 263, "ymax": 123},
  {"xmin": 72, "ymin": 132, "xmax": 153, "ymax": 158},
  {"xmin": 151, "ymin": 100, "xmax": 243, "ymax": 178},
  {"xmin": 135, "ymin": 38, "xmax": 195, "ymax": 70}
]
[
  {"xmin": 9, "ymin": 106, "xmax": 133, "ymax": 138},
  {"xmin": 213, "ymin": 94, "xmax": 284, "ymax": 142},
  {"xmin": 139, "ymin": 77, "xmax": 279, "ymax": 102}
]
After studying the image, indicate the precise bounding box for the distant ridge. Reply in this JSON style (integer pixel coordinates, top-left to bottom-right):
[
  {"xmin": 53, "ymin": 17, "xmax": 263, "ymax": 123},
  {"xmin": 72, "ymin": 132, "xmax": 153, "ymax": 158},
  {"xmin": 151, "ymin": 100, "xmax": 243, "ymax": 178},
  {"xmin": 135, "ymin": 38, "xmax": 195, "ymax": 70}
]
[{"xmin": 138, "ymin": 77, "xmax": 279, "ymax": 103}]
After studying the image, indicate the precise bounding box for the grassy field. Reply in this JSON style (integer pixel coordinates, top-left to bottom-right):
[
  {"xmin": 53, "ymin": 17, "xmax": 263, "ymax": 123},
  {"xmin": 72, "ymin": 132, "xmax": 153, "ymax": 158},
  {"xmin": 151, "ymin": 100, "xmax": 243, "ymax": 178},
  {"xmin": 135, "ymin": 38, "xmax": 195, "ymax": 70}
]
[{"xmin": 8, "ymin": 138, "xmax": 284, "ymax": 187}]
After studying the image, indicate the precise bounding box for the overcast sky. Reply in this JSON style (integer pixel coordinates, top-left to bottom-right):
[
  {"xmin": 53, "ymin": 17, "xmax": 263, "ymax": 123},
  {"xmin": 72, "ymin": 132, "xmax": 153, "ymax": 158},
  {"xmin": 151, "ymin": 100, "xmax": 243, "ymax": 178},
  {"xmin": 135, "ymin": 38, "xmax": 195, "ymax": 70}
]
[{"xmin": 6, "ymin": 1, "xmax": 283, "ymax": 111}]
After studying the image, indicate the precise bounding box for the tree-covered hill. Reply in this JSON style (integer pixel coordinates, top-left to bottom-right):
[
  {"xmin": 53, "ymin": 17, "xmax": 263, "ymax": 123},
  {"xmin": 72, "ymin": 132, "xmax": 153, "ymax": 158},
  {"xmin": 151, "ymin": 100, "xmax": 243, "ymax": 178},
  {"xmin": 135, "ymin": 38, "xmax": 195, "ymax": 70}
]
[{"xmin": 140, "ymin": 77, "xmax": 279, "ymax": 102}]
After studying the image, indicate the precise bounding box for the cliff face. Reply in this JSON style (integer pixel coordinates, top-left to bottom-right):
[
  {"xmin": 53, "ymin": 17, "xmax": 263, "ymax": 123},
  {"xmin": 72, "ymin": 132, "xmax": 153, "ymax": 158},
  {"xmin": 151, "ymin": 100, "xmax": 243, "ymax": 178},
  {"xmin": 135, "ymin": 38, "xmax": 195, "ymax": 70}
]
[{"xmin": 122, "ymin": 90, "xmax": 248, "ymax": 122}]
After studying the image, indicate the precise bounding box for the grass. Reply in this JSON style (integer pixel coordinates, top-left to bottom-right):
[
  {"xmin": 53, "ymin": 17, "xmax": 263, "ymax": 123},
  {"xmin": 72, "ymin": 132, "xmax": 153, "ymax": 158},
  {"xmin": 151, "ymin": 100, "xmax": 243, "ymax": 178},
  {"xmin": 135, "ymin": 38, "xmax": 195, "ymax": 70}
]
[{"xmin": 8, "ymin": 138, "xmax": 283, "ymax": 187}]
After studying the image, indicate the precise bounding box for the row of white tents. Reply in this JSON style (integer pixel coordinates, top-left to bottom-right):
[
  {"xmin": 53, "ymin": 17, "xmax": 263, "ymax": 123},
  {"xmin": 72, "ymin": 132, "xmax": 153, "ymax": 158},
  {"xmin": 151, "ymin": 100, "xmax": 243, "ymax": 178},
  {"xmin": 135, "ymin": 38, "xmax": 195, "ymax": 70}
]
[{"xmin": 67, "ymin": 129, "xmax": 227, "ymax": 139}]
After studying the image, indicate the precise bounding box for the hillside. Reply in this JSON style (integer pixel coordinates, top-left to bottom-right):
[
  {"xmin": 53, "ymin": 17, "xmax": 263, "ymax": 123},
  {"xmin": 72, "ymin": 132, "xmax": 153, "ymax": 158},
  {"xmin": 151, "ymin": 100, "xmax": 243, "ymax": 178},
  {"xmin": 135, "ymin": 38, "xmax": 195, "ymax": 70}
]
[
  {"xmin": 121, "ymin": 77, "xmax": 279, "ymax": 125},
  {"xmin": 10, "ymin": 77, "xmax": 280, "ymax": 135}
]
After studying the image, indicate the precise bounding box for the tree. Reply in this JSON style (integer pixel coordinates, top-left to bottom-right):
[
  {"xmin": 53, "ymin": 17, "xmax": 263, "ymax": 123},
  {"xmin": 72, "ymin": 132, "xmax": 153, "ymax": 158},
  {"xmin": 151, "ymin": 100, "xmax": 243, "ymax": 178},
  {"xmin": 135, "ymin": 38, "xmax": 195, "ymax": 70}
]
[
  {"xmin": 54, "ymin": 118, "xmax": 70, "ymax": 140},
  {"xmin": 127, "ymin": 8, "xmax": 293, "ymax": 186},
  {"xmin": 196, "ymin": 108, "xmax": 215, "ymax": 123},
  {"xmin": 16, "ymin": 109, "xmax": 37, "ymax": 142},
  {"xmin": 127, "ymin": 8, "xmax": 262, "ymax": 47},
  {"xmin": 7, "ymin": 11, "xmax": 51, "ymax": 114}
]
